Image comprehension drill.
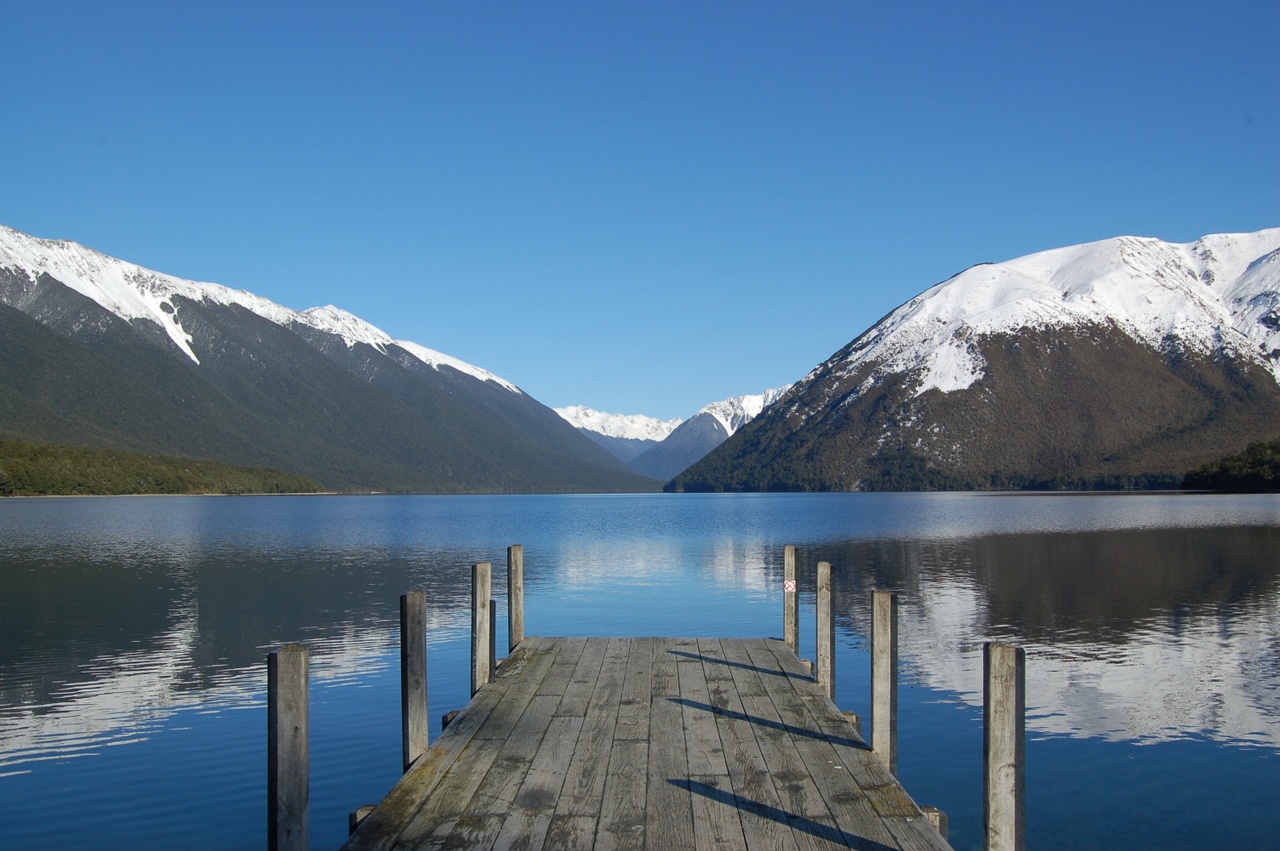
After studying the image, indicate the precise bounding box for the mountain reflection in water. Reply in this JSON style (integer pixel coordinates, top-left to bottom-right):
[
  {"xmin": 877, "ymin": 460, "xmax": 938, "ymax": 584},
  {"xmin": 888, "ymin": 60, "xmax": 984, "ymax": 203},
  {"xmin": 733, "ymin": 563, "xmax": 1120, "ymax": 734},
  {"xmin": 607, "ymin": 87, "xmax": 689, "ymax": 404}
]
[{"xmin": 0, "ymin": 492, "xmax": 1277, "ymax": 850}]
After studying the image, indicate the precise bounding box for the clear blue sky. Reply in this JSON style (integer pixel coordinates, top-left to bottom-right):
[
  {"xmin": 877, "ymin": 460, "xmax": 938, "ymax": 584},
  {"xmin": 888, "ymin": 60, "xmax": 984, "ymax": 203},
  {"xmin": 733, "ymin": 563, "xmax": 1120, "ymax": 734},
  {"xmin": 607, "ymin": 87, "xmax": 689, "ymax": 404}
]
[{"xmin": 3, "ymin": 1, "xmax": 1276, "ymax": 420}]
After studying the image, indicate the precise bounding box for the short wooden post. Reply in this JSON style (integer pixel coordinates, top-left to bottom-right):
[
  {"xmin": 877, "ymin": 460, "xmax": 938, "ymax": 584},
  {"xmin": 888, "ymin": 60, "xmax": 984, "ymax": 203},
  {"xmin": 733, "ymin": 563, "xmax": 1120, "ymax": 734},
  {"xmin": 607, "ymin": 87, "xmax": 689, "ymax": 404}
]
[
  {"xmin": 816, "ymin": 561, "xmax": 834, "ymax": 699},
  {"xmin": 471, "ymin": 562, "xmax": 491, "ymax": 696},
  {"xmin": 489, "ymin": 598, "xmax": 497, "ymax": 683},
  {"xmin": 922, "ymin": 806, "xmax": 949, "ymax": 840},
  {"xmin": 508, "ymin": 544, "xmax": 524, "ymax": 653},
  {"xmin": 783, "ymin": 545, "xmax": 798, "ymax": 654},
  {"xmin": 400, "ymin": 590, "xmax": 427, "ymax": 773},
  {"xmin": 267, "ymin": 644, "xmax": 308, "ymax": 851},
  {"xmin": 984, "ymin": 641, "xmax": 1026, "ymax": 851},
  {"xmin": 872, "ymin": 589, "xmax": 898, "ymax": 775}
]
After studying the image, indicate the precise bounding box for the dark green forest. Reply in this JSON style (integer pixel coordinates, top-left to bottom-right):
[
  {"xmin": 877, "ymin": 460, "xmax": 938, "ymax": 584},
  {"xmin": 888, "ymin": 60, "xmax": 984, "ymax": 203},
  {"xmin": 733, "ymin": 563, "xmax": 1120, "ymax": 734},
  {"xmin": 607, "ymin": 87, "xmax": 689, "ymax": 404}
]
[
  {"xmin": 0, "ymin": 440, "xmax": 320, "ymax": 496},
  {"xmin": 1182, "ymin": 438, "xmax": 1280, "ymax": 491}
]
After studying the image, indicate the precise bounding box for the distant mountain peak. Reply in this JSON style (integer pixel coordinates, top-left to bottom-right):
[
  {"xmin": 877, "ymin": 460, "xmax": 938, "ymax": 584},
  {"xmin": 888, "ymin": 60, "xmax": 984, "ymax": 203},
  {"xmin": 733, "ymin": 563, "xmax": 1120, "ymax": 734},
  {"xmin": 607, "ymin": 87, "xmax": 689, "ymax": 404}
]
[
  {"xmin": 695, "ymin": 386, "xmax": 792, "ymax": 437},
  {"xmin": 555, "ymin": 406, "xmax": 682, "ymax": 441}
]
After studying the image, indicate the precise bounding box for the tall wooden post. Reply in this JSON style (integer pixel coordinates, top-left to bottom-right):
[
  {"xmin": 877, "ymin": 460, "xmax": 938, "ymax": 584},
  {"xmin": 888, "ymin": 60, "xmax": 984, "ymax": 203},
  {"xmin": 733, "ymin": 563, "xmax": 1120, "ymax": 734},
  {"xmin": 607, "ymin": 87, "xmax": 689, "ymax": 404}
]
[
  {"xmin": 268, "ymin": 644, "xmax": 308, "ymax": 851},
  {"xmin": 985, "ymin": 641, "xmax": 1026, "ymax": 851},
  {"xmin": 400, "ymin": 590, "xmax": 427, "ymax": 773},
  {"xmin": 783, "ymin": 545, "xmax": 798, "ymax": 654},
  {"xmin": 508, "ymin": 544, "xmax": 524, "ymax": 653},
  {"xmin": 816, "ymin": 561, "xmax": 834, "ymax": 698},
  {"xmin": 872, "ymin": 589, "xmax": 898, "ymax": 775},
  {"xmin": 471, "ymin": 562, "xmax": 491, "ymax": 696},
  {"xmin": 489, "ymin": 599, "xmax": 497, "ymax": 683}
]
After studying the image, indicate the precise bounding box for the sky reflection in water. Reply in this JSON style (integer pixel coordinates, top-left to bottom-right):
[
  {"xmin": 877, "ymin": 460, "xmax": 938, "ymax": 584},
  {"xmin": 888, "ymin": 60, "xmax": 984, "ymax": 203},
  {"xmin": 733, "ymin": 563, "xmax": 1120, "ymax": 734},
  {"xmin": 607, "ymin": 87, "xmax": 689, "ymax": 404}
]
[{"xmin": 0, "ymin": 492, "xmax": 1277, "ymax": 849}]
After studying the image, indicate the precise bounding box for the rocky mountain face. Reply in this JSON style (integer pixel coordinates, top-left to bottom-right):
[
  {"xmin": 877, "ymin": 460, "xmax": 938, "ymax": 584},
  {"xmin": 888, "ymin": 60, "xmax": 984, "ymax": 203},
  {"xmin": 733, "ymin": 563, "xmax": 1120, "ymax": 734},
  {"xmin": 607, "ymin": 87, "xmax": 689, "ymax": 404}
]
[
  {"xmin": 670, "ymin": 229, "xmax": 1280, "ymax": 491},
  {"xmin": 0, "ymin": 225, "xmax": 657, "ymax": 493}
]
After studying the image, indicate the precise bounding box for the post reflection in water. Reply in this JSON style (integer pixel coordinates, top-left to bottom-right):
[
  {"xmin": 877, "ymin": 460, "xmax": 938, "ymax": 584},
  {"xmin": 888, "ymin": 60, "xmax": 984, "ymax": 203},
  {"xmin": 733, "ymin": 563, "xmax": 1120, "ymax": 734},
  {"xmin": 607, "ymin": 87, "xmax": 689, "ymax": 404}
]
[{"xmin": 0, "ymin": 492, "xmax": 1277, "ymax": 850}]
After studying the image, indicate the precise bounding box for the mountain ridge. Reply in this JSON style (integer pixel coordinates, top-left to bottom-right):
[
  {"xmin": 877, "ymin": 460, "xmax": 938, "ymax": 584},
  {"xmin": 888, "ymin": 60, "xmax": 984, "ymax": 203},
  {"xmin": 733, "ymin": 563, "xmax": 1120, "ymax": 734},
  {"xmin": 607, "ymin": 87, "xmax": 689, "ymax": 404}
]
[
  {"xmin": 670, "ymin": 228, "xmax": 1280, "ymax": 492},
  {"xmin": 0, "ymin": 225, "xmax": 658, "ymax": 493}
]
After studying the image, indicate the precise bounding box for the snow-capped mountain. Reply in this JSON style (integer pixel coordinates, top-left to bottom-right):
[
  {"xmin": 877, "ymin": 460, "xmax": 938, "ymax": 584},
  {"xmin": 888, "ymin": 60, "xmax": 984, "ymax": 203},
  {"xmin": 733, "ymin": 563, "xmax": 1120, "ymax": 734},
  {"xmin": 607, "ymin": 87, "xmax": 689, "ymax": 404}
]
[
  {"xmin": 0, "ymin": 225, "xmax": 652, "ymax": 493},
  {"xmin": 555, "ymin": 405, "xmax": 682, "ymax": 441},
  {"xmin": 629, "ymin": 386, "xmax": 792, "ymax": 480},
  {"xmin": 554, "ymin": 405, "xmax": 681, "ymax": 464},
  {"xmin": 0, "ymin": 226, "xmax": 519, "ymax": 392},
  {"xmin": 671, "ymin": 229, "xmax": 1280, "ymax": 492}
]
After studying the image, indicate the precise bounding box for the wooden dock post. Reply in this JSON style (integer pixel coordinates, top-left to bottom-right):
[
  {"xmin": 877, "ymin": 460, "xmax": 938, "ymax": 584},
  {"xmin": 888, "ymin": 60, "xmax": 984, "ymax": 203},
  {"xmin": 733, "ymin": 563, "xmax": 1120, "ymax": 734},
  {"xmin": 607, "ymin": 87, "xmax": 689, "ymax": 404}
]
[
  {"xmin": 783, "ymin": 545, "xmax": 798, "ymax": 654},
  {"xmin": 816, "ymin": 560, "xmax": 834, "ymax": 698},
  {"xmin": 400, "ymin": 590, "xmax": 427, "ymax": 773},
  {"xmin": 267, "ymin": 644, "xmax": 308, "ymax": 851},
  {"xmin": 984, "ymin": 641, "xmax": 1026, "ymax": 851},
  {"xmin": 872, "ymin": 589, "xmax": 898, "ymax": 775},
  {"xmin": 471, "ymin": 562, "xmax": 491, "ymax": 696},
  {"xmin": 508, "ymin": 544, "xmax": 524, "ymax": 653},
  {"xmin": 489, "ymin": 599, "xmax": 497, "ymax": 683}
]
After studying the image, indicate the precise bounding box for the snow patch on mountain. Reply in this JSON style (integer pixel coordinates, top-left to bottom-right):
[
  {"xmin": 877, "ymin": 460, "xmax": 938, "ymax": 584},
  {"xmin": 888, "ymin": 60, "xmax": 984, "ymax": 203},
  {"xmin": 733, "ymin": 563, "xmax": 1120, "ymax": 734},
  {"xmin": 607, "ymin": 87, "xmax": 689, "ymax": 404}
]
[
  {"xmin": 822, "ymin": 229, "xmax": 1280, "ymax": 405},
  {"xmin": 295, "ymin": 305, "xmax": 521, "ymax": 392},
  {"xmin": 0, "ymin": 225, "xmax": 520, "ymax": 392},
  {"xmin": 555, "ymin": 406, "xmax": 682, "ymax": 441}
]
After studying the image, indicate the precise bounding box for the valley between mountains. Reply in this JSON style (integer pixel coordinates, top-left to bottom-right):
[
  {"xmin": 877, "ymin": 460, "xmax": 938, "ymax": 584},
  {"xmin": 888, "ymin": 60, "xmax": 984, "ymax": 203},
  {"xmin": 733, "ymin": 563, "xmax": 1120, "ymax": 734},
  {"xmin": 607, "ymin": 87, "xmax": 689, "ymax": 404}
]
[{"xmin": 2, "ymin": 224, "xmax": 1277, "ymax": 494}]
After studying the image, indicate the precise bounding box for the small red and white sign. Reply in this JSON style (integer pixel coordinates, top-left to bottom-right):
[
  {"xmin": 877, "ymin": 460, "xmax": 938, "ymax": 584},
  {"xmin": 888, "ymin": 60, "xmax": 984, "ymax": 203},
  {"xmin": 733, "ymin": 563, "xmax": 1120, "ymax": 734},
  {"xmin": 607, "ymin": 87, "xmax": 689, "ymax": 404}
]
[{"xmin": 784, "ymin": 580, "xmax": 797, "ymax": 593}]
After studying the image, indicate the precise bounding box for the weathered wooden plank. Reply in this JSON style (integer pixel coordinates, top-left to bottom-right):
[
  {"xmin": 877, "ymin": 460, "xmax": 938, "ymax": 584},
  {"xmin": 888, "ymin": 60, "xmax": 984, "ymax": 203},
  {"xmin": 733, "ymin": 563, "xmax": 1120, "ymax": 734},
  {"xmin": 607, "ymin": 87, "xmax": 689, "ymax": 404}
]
[
  {"xmin": 679, "ymin": 650, "xmax": 729, "ymax": 777},
  {"xmin": 557, "ymin": 632, "xmax": 611, "ymax": 718},
  {"xmin": 717, "ymin": 637, "xmax": 772, "ymax": 699},
  {"xmin": 690, "ymin": 774, "xmax": 749, "ymax": 851},
  {"xmin": 491, "ymin": 714, "xmax": 585, "ymax": 849},
  {"xmin": 615, "ymin": 637, "xmax": 653, "ymax": 742},
  {"xmin": 545, "ymin": 814, "xmax": 601, "ymax": 848},
  {"xmin": 595, "ymin": 738, "xmax": 649, "ymax": 851},
  {"xmin": 645, "ymin": 679, "xmax": 695, "ymax": 850},
  {"xmin": 538, "ymin": 635, "xmax": 589, "ymax": 698},
  {"xmin": 556, "ymin": 638, "xmax": 629, "ymax": 819},
  {"xmin": 652, "ymin": 636, "xmax": 696, "ymax": 697}
]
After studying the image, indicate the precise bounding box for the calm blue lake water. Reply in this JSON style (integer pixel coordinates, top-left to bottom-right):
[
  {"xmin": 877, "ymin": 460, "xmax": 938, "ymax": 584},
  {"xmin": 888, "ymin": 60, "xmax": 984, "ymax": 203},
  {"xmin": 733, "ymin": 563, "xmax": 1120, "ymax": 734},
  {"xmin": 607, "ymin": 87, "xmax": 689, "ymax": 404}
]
[{"xmin": 1, "ymin": 492, "xmax": 1277, "ymax": 850}]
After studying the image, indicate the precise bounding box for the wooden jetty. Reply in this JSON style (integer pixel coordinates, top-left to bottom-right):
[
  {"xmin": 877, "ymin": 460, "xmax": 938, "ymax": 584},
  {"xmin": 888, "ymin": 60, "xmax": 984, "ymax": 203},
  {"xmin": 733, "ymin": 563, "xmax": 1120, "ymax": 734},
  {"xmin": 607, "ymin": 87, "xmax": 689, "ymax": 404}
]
[{"xmin": 269, "ymin": 546, "xmax": 1026, "ymax": 851}]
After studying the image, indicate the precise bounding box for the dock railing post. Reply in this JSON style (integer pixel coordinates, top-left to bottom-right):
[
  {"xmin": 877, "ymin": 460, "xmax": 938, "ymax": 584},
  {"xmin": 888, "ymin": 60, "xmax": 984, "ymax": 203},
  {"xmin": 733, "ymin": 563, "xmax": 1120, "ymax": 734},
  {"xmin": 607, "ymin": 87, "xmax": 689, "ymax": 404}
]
[
  {"xmin": 508, "ymin": 544, "xmax": 524, "ymax": 653},
  {"xmin": 400, "ymin": 590, "xmax": 427, "ymax": 773},
  {"xmin": 267, "ymin": 644, "xmax": 309, "ymax": 851},
  {"xmin": 872, "ymin": 589, "xmax": 898, "ymax": 775},
  {"xmin": 489, "ymin": 599, "xmax": 497, "ymax": 683},
  {"xmin": 471, "ymin": 562, "xmax": 491, "ymax": 696},
  {"xmin": 816, "ymin": 561, "xmax": 834, "ymax": 698},
  {"xmin": 783, "ymin": 545, "xmax": 798, "ymax": 654},
  {"xmin": 985, "ymin": 641, "xmax": 1026, "ymax": 851}
]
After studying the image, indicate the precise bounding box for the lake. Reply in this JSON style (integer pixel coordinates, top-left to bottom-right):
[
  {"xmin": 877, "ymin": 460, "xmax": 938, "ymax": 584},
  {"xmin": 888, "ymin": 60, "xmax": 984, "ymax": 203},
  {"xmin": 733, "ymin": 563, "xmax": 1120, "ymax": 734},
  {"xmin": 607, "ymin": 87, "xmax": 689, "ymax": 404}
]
[{"xmin": 1, "ymin": 492, "xmax": 1278, "ymax": 850}]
